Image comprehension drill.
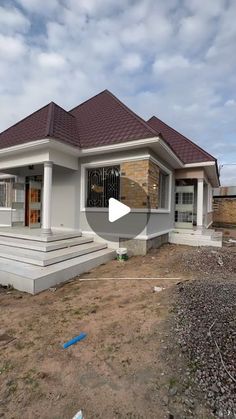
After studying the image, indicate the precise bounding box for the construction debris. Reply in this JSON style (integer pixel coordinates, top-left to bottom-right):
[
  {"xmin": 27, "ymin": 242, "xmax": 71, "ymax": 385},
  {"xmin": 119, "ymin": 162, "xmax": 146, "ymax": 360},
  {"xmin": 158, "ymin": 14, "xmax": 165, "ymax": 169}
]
[
  {"xmin": 153, "ymin": 286, "xmax": 165, "ymax": 292},
  {"xmin": 62, "ymin": 333, "xmax": 87, "ymax": 349},
  {"xmin": 72, "ymin": 410, "xmax": 83, "ymax": 419}
]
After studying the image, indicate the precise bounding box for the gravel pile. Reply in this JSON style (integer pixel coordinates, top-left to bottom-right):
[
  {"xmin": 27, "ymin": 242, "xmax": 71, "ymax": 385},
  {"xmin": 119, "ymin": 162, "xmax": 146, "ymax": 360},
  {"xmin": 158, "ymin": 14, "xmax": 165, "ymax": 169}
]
[
  {"xmin": 175, "ymin": 279, "xmax": 236, "ymax": 418},
  {"xmin": 180, "ymin": 247, "xmax": 236, "ymax": 279}
]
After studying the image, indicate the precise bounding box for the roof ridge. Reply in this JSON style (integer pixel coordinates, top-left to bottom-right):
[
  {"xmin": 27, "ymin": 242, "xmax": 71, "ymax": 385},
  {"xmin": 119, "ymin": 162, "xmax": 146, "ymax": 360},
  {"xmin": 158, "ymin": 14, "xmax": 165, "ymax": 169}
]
[
  {"xmin": 70, "ymin": 89, "xmax": 159, "ymax": 137},
  {"xmin": 103, "ymin": 90, "xmax": 159, "ymax": 136},
  {"xmin": 45, "ymin": 102, "xmax": 54, "ymax": 137},
  {"xmin": 52, "ymin": 101, "xmax": 76, "ymax": 117},
  {"xmin": 69, "ymin": 89, "xmax": 108, "ymax": 113},
  {"xmin": 0, "ymin": 102, "xmax": 54, "ymax": 137},
  {"xmin": 148, "ymin": 116, "xmax": 216, "ymax": 161}
]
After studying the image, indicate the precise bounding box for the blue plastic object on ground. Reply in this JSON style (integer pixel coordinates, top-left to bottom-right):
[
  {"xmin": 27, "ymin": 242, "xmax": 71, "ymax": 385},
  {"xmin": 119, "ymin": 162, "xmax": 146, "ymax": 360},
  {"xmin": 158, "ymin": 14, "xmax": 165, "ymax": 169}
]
[{"xmin": 62, "ymin": 332, "xmax": 87, "ymax": 349}]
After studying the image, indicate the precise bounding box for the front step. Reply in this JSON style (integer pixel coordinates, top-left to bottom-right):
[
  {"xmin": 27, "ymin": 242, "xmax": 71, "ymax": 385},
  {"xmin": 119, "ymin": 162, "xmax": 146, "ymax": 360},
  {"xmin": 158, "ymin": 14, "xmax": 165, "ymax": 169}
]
[
  {"xmin": 0, "ymin": 248, "xmax": 116, "ymax": 294},
  {"xmin": 169, "ymin": 230, "xmax": 222, "ymax": 247},
  {"xmin": 0, "ymin": 231, "xmax": 116, "ymax": 293},
  {"xmin": 0, "ymin": 242, "xmax": 108, "ymax": 266},
  {"xmin": 0, "ymin": 235, "xmax": 94, "ymax": 252},
  {"xmin": 0, "ymin": 229, "xmax": 82, "ymax": 242}
]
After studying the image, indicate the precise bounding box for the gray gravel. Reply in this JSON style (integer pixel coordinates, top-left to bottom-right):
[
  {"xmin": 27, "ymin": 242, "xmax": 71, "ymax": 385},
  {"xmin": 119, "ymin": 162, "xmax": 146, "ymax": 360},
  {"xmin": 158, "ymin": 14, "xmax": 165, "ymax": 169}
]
[
  {"xmin": 174, "ymin": 278, "xmax": 236, "ymax": 418},
  {"xmin": 179, "ymin": 247, "xmax": 236, "ymax": 279}
]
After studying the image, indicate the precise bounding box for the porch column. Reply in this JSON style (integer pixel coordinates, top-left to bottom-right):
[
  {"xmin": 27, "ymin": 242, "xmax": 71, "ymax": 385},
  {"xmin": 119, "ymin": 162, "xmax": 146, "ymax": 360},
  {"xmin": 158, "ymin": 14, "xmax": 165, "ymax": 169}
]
[
  {"xmin": 197, "ymin": 178, "xmax": 204, "ymax": 229},
  {"xmin": 42, "ymin": 161, "xmax": 53, "ymax": 235}
]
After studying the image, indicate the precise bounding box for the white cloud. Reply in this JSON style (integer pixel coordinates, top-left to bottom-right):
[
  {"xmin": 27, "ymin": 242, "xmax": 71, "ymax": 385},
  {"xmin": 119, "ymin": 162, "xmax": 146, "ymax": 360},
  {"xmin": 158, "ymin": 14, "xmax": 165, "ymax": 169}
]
[
  {"xmin": 225, "ymin": 99, "xmax": 236, "ymax": 107},
  {"xmin": 15, "ymin": 0, "xmax": 60, "ymax": 14},
  {"xmin": 0, "ymin": 34, "xmax": 27, "ymax": 60},
  {"xmin": 153, "ymin": 55, "xmax": 190, "ymax": 74},
  {"xmin": 37, "ymin": 52, "xmax": 66, "ymax": 69},
  {"xmin": 120, "ymin": 53, "xmax": 143, "ymax": 72},
  {"xmin": 0, "ymin": 6, "xmax": 30, "ymax": 34}
]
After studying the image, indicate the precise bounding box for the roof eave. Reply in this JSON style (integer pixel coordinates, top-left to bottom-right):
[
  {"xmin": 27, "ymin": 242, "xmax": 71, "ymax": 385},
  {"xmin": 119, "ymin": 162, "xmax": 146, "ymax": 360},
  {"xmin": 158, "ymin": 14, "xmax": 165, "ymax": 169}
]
[{"xmin": 184, "ymin": 161, "xmax": 220, "ymax": 187}]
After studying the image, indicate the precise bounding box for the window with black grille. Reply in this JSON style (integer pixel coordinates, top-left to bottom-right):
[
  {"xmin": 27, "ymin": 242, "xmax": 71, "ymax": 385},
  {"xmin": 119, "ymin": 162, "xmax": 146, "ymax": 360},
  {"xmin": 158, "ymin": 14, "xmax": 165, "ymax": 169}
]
[{"xmin": 86, "ymin": 166, "xmax": 120, "ymax": 207}]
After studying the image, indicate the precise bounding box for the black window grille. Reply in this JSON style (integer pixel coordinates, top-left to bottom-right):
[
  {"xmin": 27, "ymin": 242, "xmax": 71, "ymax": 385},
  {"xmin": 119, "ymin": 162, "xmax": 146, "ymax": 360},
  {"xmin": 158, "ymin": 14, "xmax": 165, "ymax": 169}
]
[{"xmin": 87, "ymin": 166, "xmax": 120, "ymax": 207}]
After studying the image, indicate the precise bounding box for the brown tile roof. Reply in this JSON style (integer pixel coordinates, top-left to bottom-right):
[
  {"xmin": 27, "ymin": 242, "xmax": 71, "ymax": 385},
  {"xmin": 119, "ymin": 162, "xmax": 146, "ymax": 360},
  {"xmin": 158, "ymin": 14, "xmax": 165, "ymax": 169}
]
[
  {"xmin": 70, "ymin": 90, "xmax": 157, "ymax": 148},
  {"xmin": 0, "ymin": 89, "xmax": 216, "ymax": 166},
  {"xmin": 0, "ymin": 102, "xmax": 80, "ymax": 150},
  {"xmin": 147, "ymin": 116, "xmax": 215, "ymax": 164}
]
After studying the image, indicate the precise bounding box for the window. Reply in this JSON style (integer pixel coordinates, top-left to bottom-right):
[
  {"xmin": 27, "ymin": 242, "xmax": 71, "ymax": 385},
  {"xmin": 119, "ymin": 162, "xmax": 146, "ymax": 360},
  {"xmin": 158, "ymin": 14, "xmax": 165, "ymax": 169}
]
[
  {"xmin": 0, "ymin": 179, "xmax": 12, "ymax": 207},
  {"xmin": 158, "ymin": 171, "xmax": 169, "ymax": 209},
  {"xmin": 86, "ymin": 166, "xmax": 120, "ymax": 207}
]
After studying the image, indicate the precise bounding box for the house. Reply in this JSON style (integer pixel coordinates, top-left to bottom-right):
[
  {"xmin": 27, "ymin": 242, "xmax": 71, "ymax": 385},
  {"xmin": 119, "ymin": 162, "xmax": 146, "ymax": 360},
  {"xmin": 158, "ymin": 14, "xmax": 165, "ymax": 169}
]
[{"xmin": 0, "ymin": 90, "xmax": 222, "ymax": 293}]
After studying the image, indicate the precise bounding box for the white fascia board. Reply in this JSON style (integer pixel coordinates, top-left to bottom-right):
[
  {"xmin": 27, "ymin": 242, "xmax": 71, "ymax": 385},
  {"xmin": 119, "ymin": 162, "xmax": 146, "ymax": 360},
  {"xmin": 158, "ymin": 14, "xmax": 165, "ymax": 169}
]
[
  {"xmin": 0, "ymin": 139, "xmax": 51, "ymax": 157},
  {"xmin": 184, "ymin": 161, "xmax": 215, "ymax": 167},
  {"xmin": 0, "ymin": 136, "xmax": 183, "ymax": 169},
  {"xmin": 79, "ymin": 137, "xmax": 159, "ymax": 155},
  {"xmin": 80, "ymin": 136, "xmax": 184, "ymax": 169}
]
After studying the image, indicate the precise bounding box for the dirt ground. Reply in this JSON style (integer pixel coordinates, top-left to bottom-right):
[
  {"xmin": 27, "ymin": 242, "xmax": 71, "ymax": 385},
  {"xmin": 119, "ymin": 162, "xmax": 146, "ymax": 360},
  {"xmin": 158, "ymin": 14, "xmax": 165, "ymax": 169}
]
[{"xmin": 1, "ymin": 243, "xmax": 234, "ymax": 419}]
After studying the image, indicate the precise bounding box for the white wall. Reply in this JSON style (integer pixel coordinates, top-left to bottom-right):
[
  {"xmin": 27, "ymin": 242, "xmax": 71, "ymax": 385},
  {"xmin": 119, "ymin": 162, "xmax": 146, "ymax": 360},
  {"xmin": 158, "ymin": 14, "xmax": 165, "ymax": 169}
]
[
  {"xmin": 0, "ymin": 209, "xmax": 12, "ymax": 226},
  {"xmin": 146, "ymin": 177, "xmax": 175, "ymax": 236},
  {"xmin": 51, "ymin": 166, "xmax": 80, "ymax": 230}
]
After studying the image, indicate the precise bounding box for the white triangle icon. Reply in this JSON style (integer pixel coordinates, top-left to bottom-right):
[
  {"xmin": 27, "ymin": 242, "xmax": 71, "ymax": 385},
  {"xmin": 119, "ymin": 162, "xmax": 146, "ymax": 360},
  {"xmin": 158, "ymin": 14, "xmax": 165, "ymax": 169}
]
[{"xmin": 108, "ymin": 198, "xmax": 131, "ymax": 223}]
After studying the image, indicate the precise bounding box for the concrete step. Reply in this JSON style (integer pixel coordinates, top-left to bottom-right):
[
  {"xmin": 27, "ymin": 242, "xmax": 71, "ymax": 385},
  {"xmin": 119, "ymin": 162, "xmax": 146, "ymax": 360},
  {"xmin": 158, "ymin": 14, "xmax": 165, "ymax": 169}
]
[
  {"xmin": 0, "ymin": 229, "xmax": 82, "ymax": 242},
  {"xmin": 0, "ymin": 242, "xmax": 107, "ymax": 266},
  {"xmin": 172, "ymin": 229, "xmax": 214, "ymax": 237},
  {"xmin": 0, "ymin": 235, "xmax": 94, "ymax": 252},
  {"xmin": 170, "ymin": 232, "xmax": 221, "ymax": 242},
  {"xmin": 0, "ymin": 248, "xmax": 116, "ymax": 294},
  {"xmin": 169, "ymin": 233, "xmax": 222, "ymax": 247}
]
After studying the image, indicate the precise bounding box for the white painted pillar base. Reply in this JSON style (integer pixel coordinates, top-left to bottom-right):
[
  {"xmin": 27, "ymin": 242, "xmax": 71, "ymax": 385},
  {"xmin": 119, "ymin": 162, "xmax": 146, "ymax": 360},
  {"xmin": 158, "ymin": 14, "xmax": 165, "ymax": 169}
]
[
  {"xmin": 197, "ymin": 178, "xmax": 204, "ymax": 229},
  {"xmin": 42, "ymin": 161, "xmax": 53, "ymax": 235}
]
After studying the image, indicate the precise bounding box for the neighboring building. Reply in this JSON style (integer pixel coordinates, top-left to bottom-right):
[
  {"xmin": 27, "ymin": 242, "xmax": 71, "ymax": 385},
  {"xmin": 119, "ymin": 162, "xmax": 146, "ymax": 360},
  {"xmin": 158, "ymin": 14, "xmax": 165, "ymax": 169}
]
[
  {"xmin": 213, "ymin": 186, "xmax": 236, "ymax": 227},
  {"xmin": 0, "ymin": 90, "xmax": 222, "ymax": 293}
]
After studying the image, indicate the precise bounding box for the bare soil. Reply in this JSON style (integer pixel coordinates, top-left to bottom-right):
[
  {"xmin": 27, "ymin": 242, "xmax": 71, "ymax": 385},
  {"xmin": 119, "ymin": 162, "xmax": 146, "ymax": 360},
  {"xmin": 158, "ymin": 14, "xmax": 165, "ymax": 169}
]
[{"xmin": 0, "ymin": 243, "xmax": 235, "ymax": 419}]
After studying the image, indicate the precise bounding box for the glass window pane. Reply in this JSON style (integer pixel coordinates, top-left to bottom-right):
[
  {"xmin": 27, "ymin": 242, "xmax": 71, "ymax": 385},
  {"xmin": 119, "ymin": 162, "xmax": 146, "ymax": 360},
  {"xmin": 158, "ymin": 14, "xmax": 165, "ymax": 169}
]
[{"xmin": 159, "ymin": 171, "xmax": 169, "ymax": 209}]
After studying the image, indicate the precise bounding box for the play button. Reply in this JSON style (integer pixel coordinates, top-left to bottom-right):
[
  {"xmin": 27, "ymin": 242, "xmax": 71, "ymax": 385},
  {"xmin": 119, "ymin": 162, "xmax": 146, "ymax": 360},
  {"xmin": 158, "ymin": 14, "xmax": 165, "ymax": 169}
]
[
  {"xmin": 85, "ymin": 176, "xmax": 150, "ymax": 243},
  {"xmin": 108, "ymin": 198, "xmax": 130, "ymax": 223}
]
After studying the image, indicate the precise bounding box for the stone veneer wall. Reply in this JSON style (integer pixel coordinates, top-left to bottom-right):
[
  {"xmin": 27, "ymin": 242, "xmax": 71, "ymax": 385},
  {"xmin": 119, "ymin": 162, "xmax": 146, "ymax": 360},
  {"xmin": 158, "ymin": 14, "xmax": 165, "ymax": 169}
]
[
  {"xmin": 213, "ymin": 197, "xmax": 236, "ymax": 227},
  {"xmin": 120, "ymin": 159, "xmax": 159, "ymax": 209}
]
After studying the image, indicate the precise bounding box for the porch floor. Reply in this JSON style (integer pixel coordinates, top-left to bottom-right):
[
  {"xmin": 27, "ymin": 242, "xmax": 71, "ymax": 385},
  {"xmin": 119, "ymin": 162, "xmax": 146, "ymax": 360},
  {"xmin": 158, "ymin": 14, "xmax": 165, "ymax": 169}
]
[{"xmin": 0, "ymin": 227, "xmax": 81, "ymax": 242}]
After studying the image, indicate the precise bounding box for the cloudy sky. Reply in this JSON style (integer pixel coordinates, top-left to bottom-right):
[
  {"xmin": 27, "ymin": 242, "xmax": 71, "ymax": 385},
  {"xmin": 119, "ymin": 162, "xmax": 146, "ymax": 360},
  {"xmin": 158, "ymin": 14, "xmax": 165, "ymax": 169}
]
[{"xmin": 0, "ymin": 0, "xmax": 236, "ymax": 185}]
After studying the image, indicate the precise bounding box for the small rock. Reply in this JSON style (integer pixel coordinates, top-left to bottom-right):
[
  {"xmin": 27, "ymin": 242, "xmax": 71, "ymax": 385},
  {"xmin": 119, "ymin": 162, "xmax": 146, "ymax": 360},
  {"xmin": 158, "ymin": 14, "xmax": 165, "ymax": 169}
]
[{"xmin": 169, "ymin": 386, "xmax": 177, "ymax": 396}]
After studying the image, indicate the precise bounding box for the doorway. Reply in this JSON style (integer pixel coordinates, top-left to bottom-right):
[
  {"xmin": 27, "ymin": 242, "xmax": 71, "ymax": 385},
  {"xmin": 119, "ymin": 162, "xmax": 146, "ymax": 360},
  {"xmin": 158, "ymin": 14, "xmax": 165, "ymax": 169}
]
[
  {"xmin": 175, "ymin": 185, "xmax": 194, "ymax": 228},
  {"xmin": 25, "ymin": 176, "xmax": 42, "ymax": 228}
]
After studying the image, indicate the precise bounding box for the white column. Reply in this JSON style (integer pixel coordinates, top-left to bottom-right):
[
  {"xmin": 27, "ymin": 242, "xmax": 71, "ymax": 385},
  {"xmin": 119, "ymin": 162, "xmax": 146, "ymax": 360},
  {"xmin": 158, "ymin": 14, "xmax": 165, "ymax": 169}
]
[
  {"xmin": 197, "ymin": 178, "xmax": 204, "ymax": 229},
  {"xmin": 42, "ymin": 161, "xmax": 53, "ymax": 235}
]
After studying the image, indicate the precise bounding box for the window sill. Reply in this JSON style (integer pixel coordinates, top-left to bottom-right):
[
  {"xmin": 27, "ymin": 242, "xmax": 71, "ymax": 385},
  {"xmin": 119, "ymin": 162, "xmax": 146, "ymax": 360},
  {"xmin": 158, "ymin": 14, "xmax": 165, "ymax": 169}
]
[{"xmin": 0, "ymin": 207, "xmax": 12, "ymax": 211}]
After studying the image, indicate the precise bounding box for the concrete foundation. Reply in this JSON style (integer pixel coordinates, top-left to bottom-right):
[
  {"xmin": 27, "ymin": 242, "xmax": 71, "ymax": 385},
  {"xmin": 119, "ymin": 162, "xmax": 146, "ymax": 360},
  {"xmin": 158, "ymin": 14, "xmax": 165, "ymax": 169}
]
[{"xmin": 119, "ymin": 233, "xmax": 169, "ymax": 256}]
